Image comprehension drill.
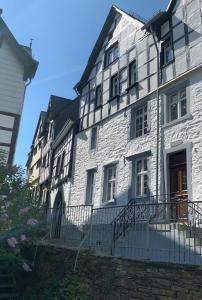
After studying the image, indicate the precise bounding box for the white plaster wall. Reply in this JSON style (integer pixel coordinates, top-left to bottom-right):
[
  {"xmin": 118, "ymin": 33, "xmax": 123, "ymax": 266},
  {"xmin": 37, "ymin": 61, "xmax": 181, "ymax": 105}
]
[
  {"xmin": 70, "ymin": 67, "xmax": 202, "ymax": 207},
  {"xmin": 70, "ymin": 93, "xmax": 157, "ymax": 208},
  {"xmin": 0, "ymin": 38, "xmax": 25, "ymax": 115}
]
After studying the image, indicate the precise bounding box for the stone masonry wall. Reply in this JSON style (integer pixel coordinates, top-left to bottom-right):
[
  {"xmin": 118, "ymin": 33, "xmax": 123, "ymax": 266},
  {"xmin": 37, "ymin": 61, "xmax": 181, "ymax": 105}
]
[{"xmin": 18, "ymin": 245, "xmax": 202, "ymax": 300}]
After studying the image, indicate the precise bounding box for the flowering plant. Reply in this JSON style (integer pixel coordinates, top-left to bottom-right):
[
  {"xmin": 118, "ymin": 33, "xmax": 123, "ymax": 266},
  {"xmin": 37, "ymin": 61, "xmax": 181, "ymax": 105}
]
[{"xmin": 0, "ymin": 150, "xmax": 45, "ymax": 273}]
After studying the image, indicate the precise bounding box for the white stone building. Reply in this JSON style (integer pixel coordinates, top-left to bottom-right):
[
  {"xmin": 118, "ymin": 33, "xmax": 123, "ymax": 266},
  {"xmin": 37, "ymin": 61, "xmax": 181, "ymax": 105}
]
[
  {"xmin": 61, "ymin": 0, "xmax": 202, "ymax": 219},
  {"xmin": 0, "ymin": 10, "xmax": 38, "ymax": 165}
]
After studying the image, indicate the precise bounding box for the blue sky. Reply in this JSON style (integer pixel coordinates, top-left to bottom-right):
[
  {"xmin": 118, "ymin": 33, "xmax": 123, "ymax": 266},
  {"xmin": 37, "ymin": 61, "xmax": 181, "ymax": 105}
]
[{"xmin": 1, "ymin": 0, "xmax": 168, "ymax": 167}]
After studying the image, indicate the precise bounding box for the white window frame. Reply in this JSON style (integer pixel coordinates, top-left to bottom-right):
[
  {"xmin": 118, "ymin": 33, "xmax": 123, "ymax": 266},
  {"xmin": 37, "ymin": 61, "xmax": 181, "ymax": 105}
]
[
  {"xmin": 167, "ymin": 88, "xmax": 187, "ymax": 123},
  {"xmin": 105, "ymin": 43, "xmax": 119, "ymax": 68},
  {"xmin": 103, "ymin": 163, "xmax": 117, "ymax": 203},
  {"xmin": 130, "ymin": 103, "xmax": 148, "ymax": 139},
  {"xmin": 133, "ymin": 156, "xmax": 149, "ymax": 198}
]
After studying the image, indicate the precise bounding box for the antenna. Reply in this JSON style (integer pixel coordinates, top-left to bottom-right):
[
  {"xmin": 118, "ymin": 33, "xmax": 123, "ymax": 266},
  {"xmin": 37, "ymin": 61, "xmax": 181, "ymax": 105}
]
[{"xmin": 29, "ymin": 38, "xmax": 34, "ymax": 49}]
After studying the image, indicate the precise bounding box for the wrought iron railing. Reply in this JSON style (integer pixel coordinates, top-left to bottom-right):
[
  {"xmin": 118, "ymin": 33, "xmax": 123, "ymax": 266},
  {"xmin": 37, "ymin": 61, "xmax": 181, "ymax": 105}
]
[{"xmin": 43, "ymin": 199, "xmax": 202, "ymax": 265}]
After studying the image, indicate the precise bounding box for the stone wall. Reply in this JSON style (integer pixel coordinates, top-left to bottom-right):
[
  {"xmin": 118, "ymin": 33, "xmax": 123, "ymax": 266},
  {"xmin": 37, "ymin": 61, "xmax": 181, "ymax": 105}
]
[{"xmin": 17, "ymin": 245, "xmax": 202, "ymax": 300}]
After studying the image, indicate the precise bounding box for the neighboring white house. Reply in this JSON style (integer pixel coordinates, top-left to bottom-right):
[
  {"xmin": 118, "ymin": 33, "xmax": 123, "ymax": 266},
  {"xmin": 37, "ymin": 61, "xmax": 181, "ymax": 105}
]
[{"xmin": 0, "ymin": 9, "xmax": 38, "ymax": 165}]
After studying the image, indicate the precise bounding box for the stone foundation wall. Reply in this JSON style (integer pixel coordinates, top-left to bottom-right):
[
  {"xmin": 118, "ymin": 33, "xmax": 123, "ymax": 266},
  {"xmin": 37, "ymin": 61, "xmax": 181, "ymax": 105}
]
[{"xmin": 18, "ymin": 246, "xmax": 202, "ymax": 300}]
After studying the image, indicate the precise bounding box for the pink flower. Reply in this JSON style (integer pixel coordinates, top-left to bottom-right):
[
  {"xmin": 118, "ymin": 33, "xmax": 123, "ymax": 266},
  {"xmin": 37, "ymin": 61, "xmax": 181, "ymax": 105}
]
[
  {"xmin": 7, "ymin": 237, "xmax": 18, "ymax": 248},
  {"xmin": 21, "ymin": 234, "xmax": 27, "ymax": 241},
  {"xmin": 22, "ymin": 262, "xmax": 32, "ymax": 272},
  {"xmin": 19, "ymin": 207, "xmax": 31, "ymax": 215},
  {"xmin": 27, "ymin": 218, "xmax": 38, "ymax": 226}
]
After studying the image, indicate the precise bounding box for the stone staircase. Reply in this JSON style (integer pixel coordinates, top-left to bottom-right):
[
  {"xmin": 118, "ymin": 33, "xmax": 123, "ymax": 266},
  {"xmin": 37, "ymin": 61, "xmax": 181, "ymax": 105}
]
[{"xmin": 0, "ymin": 274, "xmax": 18, "ymax": 300}]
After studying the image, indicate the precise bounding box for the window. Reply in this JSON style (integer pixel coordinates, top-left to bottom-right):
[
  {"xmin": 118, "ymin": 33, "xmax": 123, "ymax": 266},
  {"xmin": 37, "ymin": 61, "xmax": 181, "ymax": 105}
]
[
  {"xmin": 55, "ymin": 156, "xmax": 61, "ymax": 177},
  {"xmin": 129, "ymin": 60, "xmax": 137, "ymax": 86},
  {"xmin": 110, "ymin": 74, "xmax": 119, "ymax": 99},
  {"xmin": 59, "ymin": 152, "xmax": 65, "ymax": 174},
  {"xmin": 86, "ymin": 169, "xmax": 96, "ymax": 205},
  {"xmin": 167, "ymin": 88, "xmax": 187, "ymax": 122},
  {"xmin": 135, "ymin": 157, "xmax": 149, "ymax": 197},
  {"xmin": 90, "ymin": 127, "xmax": 98, "ymax": 150},
  {"xmin": 161, "ymin": 36, "xmax": 174, "ymax": 66},
  {"xmin": 104, "ymin": 43, "xmax": 119, "ymax": 67},
  {"xmin": 104, "ymin": 164, "xmax": 117, "ymax": 202},
  {"xmin": 36, "ymin": 160, "xmax": 41, "ymax": 169},
  {"xmin": 95, "ymin": 85, "xmax": 102, "ymax": 108},
  {"xmin": 42, "ymin": 155, "xmax": 47, "ymax": 167},
  {"xmin": 131, "ymin": 104, "xmax": 148, "ymax": 139}
]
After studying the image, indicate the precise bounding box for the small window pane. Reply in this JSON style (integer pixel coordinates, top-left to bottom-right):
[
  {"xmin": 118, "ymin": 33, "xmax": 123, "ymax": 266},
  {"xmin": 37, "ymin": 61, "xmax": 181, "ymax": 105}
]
[
  {"xmin": 170, "ymin": 103, "xmax": 178, "ymax": 121},
  {"xmin": 181, "ymin": 99, "xmax": 187, "ymax": 117}
]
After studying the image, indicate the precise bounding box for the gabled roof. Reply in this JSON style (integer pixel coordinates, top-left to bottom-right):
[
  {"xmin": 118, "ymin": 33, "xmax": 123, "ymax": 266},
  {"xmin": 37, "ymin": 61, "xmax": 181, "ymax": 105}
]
[
  {"xmin": 32, "ymin": 111, "xmax": 46, "ymax": 144},
  {"xmin": 0, "ymin": 12, "xmax": 38, "ymax": 80},
  {"xmin": 74, "ymin": 5, "xmax": 146, "ymax": 94},
  {"xmin": 53, "ymin": 97, "xmax": 79, "ymax": 138}
]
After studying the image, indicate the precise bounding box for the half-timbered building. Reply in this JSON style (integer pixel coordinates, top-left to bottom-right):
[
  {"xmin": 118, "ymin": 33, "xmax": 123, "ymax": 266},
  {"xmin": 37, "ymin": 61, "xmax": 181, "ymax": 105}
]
[
  {"xmin": 0, "ymin": 10, "xmax": 38, "ymax": 165},
  {"xmin": 69, "ymin": 0, "xmax": 202, "ymax": 215}
]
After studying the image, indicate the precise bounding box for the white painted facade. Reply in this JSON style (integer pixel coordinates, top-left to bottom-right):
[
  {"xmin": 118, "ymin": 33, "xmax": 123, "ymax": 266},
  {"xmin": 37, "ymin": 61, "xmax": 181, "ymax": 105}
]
[{"xmin": 0, "ymin": 14, "xmax": 38, "ymax": 165}]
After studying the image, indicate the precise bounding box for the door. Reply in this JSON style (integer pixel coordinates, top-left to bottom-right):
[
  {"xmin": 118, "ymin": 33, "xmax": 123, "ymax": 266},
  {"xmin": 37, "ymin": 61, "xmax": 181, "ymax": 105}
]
[{"xmin": 169, "ymin": 150, "xmax": 188, "ymax": 221}]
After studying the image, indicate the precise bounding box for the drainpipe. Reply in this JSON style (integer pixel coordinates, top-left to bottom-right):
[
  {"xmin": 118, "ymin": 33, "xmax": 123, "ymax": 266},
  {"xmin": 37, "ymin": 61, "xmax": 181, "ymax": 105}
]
[{"xmin": 151, "ymin": 27, "xmax": 160, "ymax": 203}]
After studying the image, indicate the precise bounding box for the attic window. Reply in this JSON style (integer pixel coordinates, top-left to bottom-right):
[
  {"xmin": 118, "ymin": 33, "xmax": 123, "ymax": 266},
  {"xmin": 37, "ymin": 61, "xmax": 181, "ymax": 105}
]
[{"xmin": 104, "ymin": 42, "xmax": 119, "ymax": 68}]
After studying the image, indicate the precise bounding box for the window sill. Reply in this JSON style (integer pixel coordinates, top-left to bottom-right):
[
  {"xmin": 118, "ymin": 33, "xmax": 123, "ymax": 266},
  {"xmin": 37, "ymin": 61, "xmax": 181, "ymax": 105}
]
[
  {"xmin": 130, "ymin": 132, "xmax": 150, "ymax": 141},
  {"xmin": 108, "ymin": 95, "xmax": 120, "ymax": 103},
  {"xmin": 126, "ymin": 82, "xmax": 138, "ymax": 92},
  {"xmin": 162, "ymin": 113, "xmax": 192, "ymax": 129}
]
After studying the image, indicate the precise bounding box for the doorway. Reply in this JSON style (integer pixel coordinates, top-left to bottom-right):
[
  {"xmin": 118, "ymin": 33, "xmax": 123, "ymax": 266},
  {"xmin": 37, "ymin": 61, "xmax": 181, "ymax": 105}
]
[
  {"xmin": 51, "ymin": 191, "xmax": 63, "ymax": 238},
  {"xmin": 169, "ymin": 150, "xmax": 188, "ymax": 221}
]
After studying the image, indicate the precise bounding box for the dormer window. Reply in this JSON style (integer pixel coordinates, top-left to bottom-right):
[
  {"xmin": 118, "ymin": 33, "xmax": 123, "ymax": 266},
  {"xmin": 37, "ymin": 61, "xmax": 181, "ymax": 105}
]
[
  {"xmin": 104, "ymin": 42, "xmax": 119, "ymax": 68},
  {"xmin": 161, "ymin": 35, "xmax": 174, "ymax": 67}
]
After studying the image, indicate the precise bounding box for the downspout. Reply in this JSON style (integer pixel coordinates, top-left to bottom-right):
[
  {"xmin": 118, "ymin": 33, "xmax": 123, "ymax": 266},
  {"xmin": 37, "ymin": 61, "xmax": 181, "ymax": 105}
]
[{"xmin": 151, "ymin": 26, "xmax": 160, "ymax": 203}]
